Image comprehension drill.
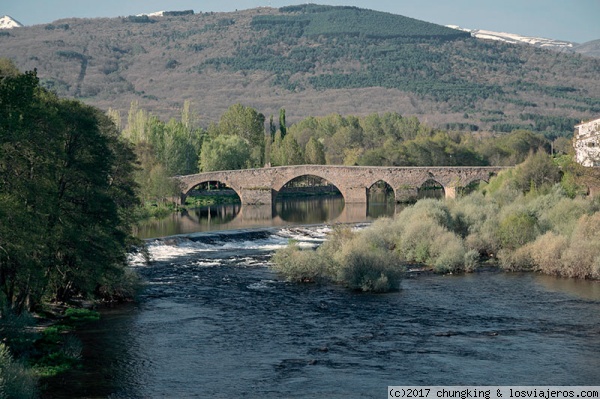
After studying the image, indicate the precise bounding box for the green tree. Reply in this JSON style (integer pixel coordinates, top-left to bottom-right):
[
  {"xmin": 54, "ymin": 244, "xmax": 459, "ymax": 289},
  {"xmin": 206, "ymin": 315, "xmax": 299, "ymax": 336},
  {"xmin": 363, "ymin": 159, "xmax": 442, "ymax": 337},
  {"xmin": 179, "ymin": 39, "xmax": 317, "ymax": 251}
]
[
  {"xmin": 279, "ymin": 108, "xmax": 287, "ymax": 138},
  {"xmin": 304, "ymin": 137, "xmax": 326, "ymax": 164},
  {"xmin": 281, "ymin": 134, "xmax": 304, "ymax": 165},
  {"xmin": 270, "ymin": 130, "xmax": 285, "ymax": 166},
  {"xmin": 216, "ymin": 104, "xmax": 265, "ymax": 167},
  {"xmin": 0, "ymin": 65, "xmax": 139, "ymax": 312},
  {"xmin": 199, "ymin": 135, "xmax": 252, "ymax": 171},
  {"xmin": 514, "ymin": 152, "xmax": 561, "ymax": 192}
]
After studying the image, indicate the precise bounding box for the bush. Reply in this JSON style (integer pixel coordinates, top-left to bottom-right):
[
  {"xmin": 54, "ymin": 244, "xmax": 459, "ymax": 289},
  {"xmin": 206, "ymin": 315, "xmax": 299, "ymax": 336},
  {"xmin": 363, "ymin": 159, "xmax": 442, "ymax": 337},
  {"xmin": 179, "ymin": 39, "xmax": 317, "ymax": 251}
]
[
  {"xmin": 463, "ymin": 249, "xmax": 480, "ymax": 272},
  {"xmin": 392, "ymin": 200, "xmax": 466, "ymax": 271},
  {"xmin": 541, "ymin": 196, "xmax": 594, "ymax": 237},
  {"xmin": 527, "ymin": 232, "xmax": 568, "ymax": 275},
  {"xmin": 0, "ymin": 310, "xmax": 37, "ymax": 357},
  {"xmin": 560, "ymin": 213, "xmax": 600, "ymax": 279},
  {"xmin": 272, "ymin": 225, "xmax": 404, "ymax": 292},
  {"xmin": 271, "ymin": 241, "xmax": 329, "ymax": 283},
  {"xmin": 430, "ymin": 231, "xmax": 467, "ymax": 273},
  {"xmin": 497, "ymin": 210, "xmax": 539, "ymax": 250},
  {"xmin": 498, "ymin": 246, "xmax": 534, "ymax": 271},
  {"xmin": 336, "ymin": 240, "xmax": 404, "ymax": 292},
  {"xmin": 513, "ymin": 152, "xmax": 561, "ymax": 192},
  {"xmin": 0, "ymin": 343, "xmax": 38, "ymax": 399}
]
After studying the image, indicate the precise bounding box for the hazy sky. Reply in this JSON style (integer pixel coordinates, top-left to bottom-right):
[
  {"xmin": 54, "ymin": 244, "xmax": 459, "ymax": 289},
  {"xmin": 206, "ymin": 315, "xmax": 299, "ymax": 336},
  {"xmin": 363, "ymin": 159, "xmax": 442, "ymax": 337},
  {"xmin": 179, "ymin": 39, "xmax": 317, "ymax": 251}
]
[{"xmin": 3, "ymin": 0, "xmax": 599, "ymax": 43}]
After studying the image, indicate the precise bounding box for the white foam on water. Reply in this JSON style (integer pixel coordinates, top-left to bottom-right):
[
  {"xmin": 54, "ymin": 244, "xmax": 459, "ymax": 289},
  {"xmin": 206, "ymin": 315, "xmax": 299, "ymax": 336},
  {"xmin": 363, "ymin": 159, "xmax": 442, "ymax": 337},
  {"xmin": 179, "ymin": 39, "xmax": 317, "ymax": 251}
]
[
  {"xmin": 247, "ymin": 280, "xmax": 278, "ymax": 290},
  {"xmin": 193, "ymin": 260, "xmax": 221, "ymax": 267},
  {"xmin": 128, "ymin": 224, "xmax": 366, "ymax": 264}
]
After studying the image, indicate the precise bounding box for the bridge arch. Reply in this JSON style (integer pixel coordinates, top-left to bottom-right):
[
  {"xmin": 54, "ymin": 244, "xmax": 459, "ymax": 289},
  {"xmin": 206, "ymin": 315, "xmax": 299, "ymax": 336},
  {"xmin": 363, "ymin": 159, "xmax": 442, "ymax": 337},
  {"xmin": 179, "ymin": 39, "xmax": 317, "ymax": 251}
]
[
  {"xmin": 180, "ymin": 178, "xmax": 243, "ymax": 205},
  {"xmin": 417, "ymin": 178, "xmax": 445, "ymax": 199},
  {"xmin": 272, "ymin": 171, "xmax": 349, "ymax": 202},
  {"xmin": 367, "ymin": 179, "xmax": 395, "ymax": 200},
  {"xmin": 273, "ymin": 174, "xmax": 342, "ymax": 201}
]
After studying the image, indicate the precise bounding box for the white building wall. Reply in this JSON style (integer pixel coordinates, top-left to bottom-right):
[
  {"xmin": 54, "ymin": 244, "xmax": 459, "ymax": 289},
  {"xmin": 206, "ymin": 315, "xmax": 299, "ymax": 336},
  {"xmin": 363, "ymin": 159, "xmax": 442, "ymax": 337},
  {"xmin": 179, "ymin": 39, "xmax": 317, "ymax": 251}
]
[{"xmin": 574, "ymin": 118, "xmax": 600, "ymax": 167}]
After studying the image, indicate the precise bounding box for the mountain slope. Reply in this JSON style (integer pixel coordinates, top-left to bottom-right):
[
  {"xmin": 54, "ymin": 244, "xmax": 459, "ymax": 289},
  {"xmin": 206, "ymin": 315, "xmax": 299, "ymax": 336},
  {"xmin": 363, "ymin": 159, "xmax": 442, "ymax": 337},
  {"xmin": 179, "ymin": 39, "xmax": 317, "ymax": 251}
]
[
  {"xmin": 574, "ymin": 39, "xmax": 600, "ymax": 58},
  {"xmin": 0, "ymin": 5, "xmax": 598, "ymax": 137}
]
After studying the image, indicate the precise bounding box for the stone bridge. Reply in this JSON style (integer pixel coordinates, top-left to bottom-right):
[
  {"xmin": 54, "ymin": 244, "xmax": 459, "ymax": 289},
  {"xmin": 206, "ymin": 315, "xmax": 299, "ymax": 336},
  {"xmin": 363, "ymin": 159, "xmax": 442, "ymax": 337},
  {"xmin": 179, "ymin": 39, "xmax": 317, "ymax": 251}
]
[{"xmin": 175, "ymin": 165, "xmax": 507, "ymax": 205}]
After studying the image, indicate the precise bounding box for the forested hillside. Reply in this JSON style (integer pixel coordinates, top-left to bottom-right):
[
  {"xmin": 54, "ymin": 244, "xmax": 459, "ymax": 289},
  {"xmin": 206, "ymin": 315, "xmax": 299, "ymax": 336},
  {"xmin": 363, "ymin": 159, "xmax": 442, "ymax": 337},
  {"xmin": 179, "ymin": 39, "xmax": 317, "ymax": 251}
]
[{"xmin": 1, "ymin": 5, "xmax": 599, "ymax": 135}]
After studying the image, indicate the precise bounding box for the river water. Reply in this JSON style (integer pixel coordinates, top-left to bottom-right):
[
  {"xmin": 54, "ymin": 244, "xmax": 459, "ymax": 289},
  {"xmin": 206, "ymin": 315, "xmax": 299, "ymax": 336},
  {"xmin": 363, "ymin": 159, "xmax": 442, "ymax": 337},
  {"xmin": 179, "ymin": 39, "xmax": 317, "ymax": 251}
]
[
  {"xmin": 45, "ymin": 198, "xmax": 600, "ymax": 398},
  {"xmin": 133, "ymin": 196, "xmax": 397, "ymax": 239}
]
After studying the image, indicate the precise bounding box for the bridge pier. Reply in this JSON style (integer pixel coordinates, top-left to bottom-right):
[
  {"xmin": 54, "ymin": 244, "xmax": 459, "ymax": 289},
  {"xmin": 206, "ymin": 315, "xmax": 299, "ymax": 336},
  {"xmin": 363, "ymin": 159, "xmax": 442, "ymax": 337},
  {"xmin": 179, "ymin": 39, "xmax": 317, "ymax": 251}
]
[
  {"xmin": 344, "ymin": 186, "xmax": 368, "ymax": 203},
  {"xmin": 444, "ymin": 186, "xmax": 457, "ymax": 199},
  {"xmin": 239, "ymin": 187, "xmax": 273, "ymax": 205}
]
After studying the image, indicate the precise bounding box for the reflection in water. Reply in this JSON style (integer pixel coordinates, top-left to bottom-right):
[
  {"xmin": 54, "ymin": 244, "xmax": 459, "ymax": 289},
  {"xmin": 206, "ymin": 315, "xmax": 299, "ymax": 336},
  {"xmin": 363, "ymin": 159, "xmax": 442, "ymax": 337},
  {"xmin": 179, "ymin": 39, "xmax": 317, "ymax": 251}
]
[
  {"xmin": 275, "ymin": 196, "xmax": 344, "ymax": 223},
  {"xmin": 368, "ymin": 191, "xmax": 399, "ymax": 219},
  {"xmin": 186, "ymin": 203, "xmax": 242, "ymax": 225},
  {"xmin": 134, "ymin": 196, "xmax": 397, "ymax": 239},
  {"xmin": 535, "ymin": 274, "xmax": 600, "ymax": 300}
]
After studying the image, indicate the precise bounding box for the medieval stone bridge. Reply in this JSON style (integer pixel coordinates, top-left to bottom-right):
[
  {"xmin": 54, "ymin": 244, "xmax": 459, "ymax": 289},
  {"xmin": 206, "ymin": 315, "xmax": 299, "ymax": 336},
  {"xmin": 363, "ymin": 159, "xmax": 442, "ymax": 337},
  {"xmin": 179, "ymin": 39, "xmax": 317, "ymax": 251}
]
[{"xmin": 175, "ymin": 165, "xmax": 507, "ymax": 205}]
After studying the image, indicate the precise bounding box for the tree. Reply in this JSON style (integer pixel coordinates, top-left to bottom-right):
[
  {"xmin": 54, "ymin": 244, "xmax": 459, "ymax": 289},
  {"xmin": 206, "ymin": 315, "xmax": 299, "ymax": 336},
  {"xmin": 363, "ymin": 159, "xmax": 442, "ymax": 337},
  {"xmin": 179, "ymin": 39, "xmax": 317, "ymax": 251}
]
[
  {"xmin": 279, "ymin": 108, "xmax": 287, "ymax": 138},
  {"xmin": 0, "ymin": 64, "xmax": 139, "ymax": 313},
  {"xmin": 305, "ymin": 137, "xmax": 326, "ymax": 164},
  {"xmin": 216, "ymin": 104, "xmax": 265, "ymax": 167},
  {"xmin": 513, "ymin": 152, "xmax": 561, "ymax": 192},
  {"xmin": 270, "ymin": 130, "xmax": 285, "ymax": 166},
  {"xmin": 199, "ymin": 135, "xmax": 252, "ymax": 172},
  {"xmin": 281, "ymin": 134, "xmax": 304, "ymax": 165}
]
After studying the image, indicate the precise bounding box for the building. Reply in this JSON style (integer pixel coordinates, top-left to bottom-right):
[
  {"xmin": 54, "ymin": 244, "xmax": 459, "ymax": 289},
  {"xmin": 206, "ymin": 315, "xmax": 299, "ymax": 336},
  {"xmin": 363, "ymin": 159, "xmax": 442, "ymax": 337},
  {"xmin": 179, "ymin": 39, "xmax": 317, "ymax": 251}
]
[{"xmin": 574, "ymin": 117, "xmax": 600, "ymax": 166}]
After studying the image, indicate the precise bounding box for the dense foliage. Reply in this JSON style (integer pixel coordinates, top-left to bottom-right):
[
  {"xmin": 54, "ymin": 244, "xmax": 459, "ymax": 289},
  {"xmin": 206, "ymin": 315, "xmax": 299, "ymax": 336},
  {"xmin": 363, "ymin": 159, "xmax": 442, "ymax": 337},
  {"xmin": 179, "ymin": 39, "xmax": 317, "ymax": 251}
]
[
  {"xmin": 0, "ymin": 62, "xmax": 139, "ymax": 314},
  {"xmin": 278, "ymin": 112, "xmax": 556, "ymax": 167},
  {"xmin": 257, "ymin": 5, "xmax": 469, "ymax": 39}
]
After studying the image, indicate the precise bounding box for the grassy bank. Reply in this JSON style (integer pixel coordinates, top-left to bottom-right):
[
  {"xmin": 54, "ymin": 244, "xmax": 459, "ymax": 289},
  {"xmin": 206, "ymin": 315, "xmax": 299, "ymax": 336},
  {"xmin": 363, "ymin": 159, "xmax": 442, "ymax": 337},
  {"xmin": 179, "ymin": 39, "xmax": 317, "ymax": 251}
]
[
  {"xmin": 272, "ymin": 153, "xmax": 600, "ymax": 291},
  {"xmin": 0, "ymin": 307, "xmax": 103, "ymax": 398}
]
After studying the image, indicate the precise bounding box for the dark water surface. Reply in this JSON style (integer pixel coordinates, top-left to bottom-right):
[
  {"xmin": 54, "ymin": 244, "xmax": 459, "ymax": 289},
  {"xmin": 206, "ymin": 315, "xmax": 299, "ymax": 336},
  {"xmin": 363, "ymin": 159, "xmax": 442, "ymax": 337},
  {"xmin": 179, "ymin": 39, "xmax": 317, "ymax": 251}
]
[{"xmin": 46, "ymin": 225, "xmax": 600, "ymax": 398}]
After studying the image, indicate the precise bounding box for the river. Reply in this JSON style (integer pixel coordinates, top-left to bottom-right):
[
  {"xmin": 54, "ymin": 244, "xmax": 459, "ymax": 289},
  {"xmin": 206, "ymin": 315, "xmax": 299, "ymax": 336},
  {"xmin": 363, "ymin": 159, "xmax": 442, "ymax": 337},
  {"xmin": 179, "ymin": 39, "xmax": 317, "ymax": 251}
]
[{"xmin": 44, "ymin": 197, "xmax": 600, "ymax": 398}]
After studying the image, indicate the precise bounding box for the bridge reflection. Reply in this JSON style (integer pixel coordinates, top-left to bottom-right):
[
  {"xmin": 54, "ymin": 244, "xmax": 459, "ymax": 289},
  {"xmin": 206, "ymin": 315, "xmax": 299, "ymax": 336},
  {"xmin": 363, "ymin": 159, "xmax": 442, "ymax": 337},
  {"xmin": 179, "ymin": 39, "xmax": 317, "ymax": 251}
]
[{"xmin": 134, "ymin": 197, "xmax": 401, "ymax": 239}]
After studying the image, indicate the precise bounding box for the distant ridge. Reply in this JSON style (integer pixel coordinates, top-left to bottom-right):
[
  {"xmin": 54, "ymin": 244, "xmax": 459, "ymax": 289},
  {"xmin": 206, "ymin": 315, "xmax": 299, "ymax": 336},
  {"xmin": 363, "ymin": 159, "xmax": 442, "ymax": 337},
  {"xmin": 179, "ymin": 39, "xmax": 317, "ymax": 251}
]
[{"xmin": 0, "ymin": 5, "xmax": 598, "ymax": 134}]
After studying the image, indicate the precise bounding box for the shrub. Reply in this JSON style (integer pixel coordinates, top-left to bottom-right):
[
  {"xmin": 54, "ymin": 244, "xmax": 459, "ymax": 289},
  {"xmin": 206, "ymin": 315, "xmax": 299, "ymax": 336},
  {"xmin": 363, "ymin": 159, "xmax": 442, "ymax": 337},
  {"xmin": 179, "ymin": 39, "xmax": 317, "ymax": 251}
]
[
  {"xmin": 463, "ymin": 249, "xmax": 480, "ymax": 272},
  {"xmin": 396, "ymin": 216, "xmax": 445, "ymax": 263},
  {"xmin": 272, "ymin": 225, "xmax": 404, "ymax": 292},
  {"xmin": 64, "ymin": 308, "xmax": 100, "ymax": 323},
  {"xmin": 513, "ymin": 152, "xmax": 561, "ymax": 193},
  {"xmin": 449, "ymin": 192, "xmax": 498, "ymax": 238},
  {"xmin": 429, "ymin": 231, "xmax": 467, "ymax": 273},
  {"xmin": 271, "ymin": 241, "xmax": 328, "ymax": 283},
  {"xmin": 497, "ymin": 210, "xmax": 539, "ymax": 250},
  {"xmin": 336, "ymin": 240, "xmax": 404, "ymax": 292},
  {"xmin": 560, "ymin": 213, "xmax": 600, "ymax": 279},
  {"xmin": 541, "ymin": 196, "xmax": 594, "ymax": 237},
  {"xmin": 0, "ymin": 343, "xmax": 38, "ymax": 399},
  {"xmin": 527, "ymin": 232, "xmax": 568, "ymax": 275},
  {"xmin": 498, "ymin": 246, "xmax": 533, "ymax": 271},
  {"xmin": 0, "ymin": 310, "xmax": 37, "ymax": 356}
]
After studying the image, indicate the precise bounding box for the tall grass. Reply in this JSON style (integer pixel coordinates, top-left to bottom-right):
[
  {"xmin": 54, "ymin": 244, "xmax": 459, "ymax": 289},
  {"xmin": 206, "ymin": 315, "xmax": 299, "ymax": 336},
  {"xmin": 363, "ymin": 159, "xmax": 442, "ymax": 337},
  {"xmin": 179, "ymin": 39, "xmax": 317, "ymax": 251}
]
[{"xmin": 0, "ymin": 343, "xmax": 38, "ymax": 399}]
